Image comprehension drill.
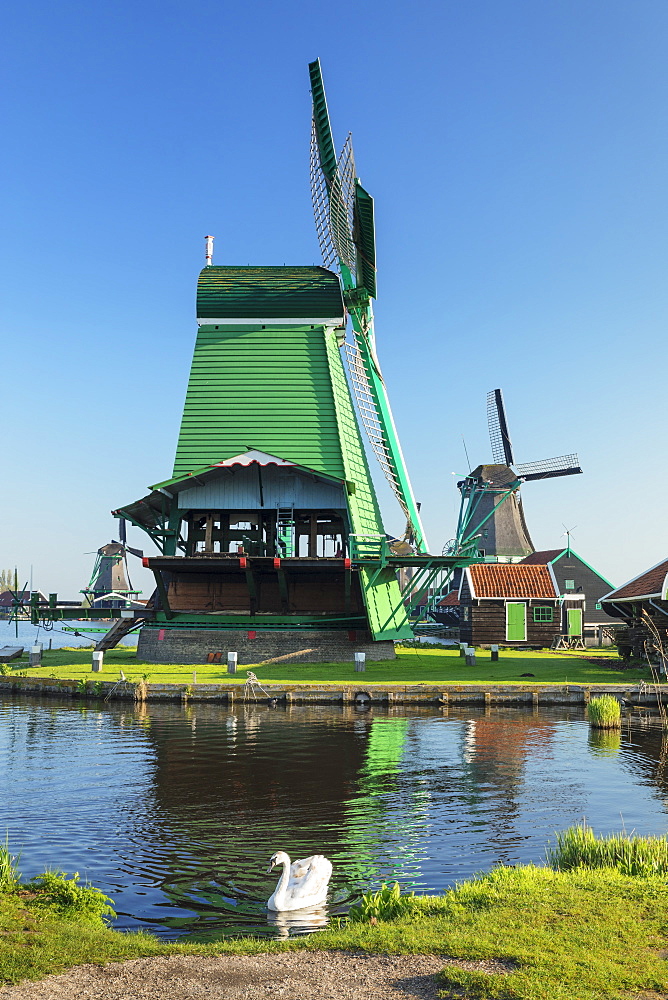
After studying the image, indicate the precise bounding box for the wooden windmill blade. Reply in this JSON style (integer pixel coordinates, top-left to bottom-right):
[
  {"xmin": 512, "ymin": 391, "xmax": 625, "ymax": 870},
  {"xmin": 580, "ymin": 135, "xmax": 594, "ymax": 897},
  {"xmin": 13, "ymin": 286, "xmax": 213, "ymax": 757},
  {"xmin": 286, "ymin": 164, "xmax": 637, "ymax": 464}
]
[
  {"xmin": 486, "ymin": 389, "xmax": 514, "ymax": 467},
  {"xmin": 308, "ymin": 58, "xmax": 427, "ymax": 552},
  {"xmin": 515, "ymin": 455, "xmax": 583, "ymax": 481}
]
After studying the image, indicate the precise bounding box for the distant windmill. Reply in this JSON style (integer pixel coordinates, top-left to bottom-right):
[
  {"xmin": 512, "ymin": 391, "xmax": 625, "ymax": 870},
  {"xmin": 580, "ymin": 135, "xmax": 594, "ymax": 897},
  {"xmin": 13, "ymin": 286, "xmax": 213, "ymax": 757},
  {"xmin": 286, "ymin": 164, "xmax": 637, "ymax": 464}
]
[
  {"xmin": 455, "ymin": 389, "xmax": 582, "ymax": 560},
  {"xmin": 81, "ymin": 523, "xmax": 144, "ymax": 610}
]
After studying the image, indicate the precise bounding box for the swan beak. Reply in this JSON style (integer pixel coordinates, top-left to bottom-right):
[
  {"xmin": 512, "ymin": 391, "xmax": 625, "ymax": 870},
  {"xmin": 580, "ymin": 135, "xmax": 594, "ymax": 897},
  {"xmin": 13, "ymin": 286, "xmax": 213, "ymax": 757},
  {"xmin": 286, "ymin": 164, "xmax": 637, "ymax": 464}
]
[{"xmin": 267, "ymin": 862, "xmax": 276, "ymax": 874}]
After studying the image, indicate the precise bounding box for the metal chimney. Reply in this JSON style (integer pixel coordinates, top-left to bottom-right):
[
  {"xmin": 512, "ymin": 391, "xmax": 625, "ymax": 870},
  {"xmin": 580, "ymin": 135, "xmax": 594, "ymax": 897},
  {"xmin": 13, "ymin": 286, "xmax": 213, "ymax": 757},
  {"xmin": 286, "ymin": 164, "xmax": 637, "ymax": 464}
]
[{"xmin": 205, "ymin": 235, "xmax": 214, "ymax": 267}]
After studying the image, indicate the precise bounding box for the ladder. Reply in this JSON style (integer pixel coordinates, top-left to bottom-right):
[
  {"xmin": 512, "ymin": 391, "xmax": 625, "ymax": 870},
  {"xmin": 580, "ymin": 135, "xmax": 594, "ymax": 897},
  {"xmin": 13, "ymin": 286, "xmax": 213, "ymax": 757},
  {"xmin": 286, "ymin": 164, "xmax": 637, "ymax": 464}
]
[
  {"xmin": 276, "ymin": 508, "xmax": 295, "ymax": 558},
  {"xmin": 95, "ymin": 617, "xmax": 145, "ymax": 651}
]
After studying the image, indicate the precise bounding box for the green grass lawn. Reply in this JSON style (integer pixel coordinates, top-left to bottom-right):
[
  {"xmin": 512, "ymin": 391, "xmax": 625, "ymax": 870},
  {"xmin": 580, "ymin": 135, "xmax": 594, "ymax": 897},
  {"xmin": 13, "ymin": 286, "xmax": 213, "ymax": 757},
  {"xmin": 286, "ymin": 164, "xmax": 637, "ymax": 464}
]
[
  {"xmin": 2, "ymin": 866, "xmax": 668, "ymax": 998},
  {"xmin": 6, "ymin": 645, "xmax": 652, "ymax": 687}
]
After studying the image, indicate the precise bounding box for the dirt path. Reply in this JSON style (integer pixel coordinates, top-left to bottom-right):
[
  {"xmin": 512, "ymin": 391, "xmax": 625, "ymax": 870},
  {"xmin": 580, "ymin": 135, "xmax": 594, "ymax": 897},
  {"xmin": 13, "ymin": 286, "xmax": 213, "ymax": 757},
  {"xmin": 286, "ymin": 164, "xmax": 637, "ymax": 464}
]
[{"xmin": 0, "ymin": 951, "xmax": 451, "ymax": 999}]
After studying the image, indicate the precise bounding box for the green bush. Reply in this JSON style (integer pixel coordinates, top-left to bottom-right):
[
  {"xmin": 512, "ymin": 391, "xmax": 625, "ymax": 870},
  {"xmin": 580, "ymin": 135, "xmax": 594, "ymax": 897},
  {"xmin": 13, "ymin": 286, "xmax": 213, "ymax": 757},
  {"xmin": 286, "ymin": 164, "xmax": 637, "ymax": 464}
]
[
  {"xmin": 26, "ymin": 871, "xmax": 115, "ymax": 920},
  {"xmin": 547, "ymin": 825, "xmax": 668, "ymax": 876},
  {"xmin": 587, "ymin": 694, "xmax": 621, "ymax": 728},
  {"xmin": 347, "ymin": 882, "xmax": 419, "ymax": 923}
]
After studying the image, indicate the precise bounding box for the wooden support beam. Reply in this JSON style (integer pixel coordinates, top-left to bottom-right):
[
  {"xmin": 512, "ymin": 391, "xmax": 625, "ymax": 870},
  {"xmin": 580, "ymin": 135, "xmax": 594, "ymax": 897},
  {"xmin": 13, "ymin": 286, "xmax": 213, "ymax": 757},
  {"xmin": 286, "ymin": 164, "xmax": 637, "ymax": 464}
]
[
  {"xmin": 245, "ymin": 565, "xmax": 257, "ymax": 615},
  {"xmin": 277, "ymin": 567, "xmax": 289, "ymax": 614},
  {"xmin": 309, "ymin": 514, "xmax": 318, "ymax": 557},
  {"xmin": 151, "ymin": 570, "xmax": 174, "ymax": 619},
  {"xmin": 344, "ymin": 561, "xmax": 352, "ymax": 613},
  {"xmin": 204, "ymin": 514, "xmax": 214, "ymax": 553}
]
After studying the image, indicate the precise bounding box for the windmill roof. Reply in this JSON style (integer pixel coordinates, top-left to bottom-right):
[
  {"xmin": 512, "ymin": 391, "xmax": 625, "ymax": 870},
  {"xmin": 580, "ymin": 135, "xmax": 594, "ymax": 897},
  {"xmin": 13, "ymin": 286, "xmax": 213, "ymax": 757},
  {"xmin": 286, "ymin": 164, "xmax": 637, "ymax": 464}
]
[
  {"xmin": 602, "ymin": 558, "xmax": 668, "ymax": 602},
  {"xmin": 196, "ymin": 266, "xmax": 345, "ymax": 322},
  {"xmin": 468, "ymin": 563, "xmax": 557, "ymax": 600},
  {"xmin": 469, "ymin": 465, "xmax": 519, "ymax": 489}
]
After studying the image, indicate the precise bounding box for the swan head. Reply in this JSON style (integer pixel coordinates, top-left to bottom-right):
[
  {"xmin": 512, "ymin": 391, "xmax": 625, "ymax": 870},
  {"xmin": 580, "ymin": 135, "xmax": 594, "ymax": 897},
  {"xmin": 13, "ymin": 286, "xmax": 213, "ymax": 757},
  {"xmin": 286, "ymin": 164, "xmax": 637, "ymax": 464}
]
[{"xmin": 267, "ymin": 850, "xmax": 289, "ymax": 874}]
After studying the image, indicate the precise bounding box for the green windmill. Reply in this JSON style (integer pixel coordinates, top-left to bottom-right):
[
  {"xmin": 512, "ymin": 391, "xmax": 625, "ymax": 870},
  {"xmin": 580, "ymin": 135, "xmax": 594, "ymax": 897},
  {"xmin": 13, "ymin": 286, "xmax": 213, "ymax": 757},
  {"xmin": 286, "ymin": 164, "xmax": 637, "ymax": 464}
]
[{"xmin": 34, "ymin": 61, "xmax": 474, "ymax": 660}]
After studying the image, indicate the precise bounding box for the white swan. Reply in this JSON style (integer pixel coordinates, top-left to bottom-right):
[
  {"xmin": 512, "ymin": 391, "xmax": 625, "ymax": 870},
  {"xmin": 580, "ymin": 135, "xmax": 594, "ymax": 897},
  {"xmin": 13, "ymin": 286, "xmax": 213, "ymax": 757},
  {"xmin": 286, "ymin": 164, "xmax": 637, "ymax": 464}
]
[{"xmin": 266, "ymin": 851, "xmax": 332, "ymax": 911}]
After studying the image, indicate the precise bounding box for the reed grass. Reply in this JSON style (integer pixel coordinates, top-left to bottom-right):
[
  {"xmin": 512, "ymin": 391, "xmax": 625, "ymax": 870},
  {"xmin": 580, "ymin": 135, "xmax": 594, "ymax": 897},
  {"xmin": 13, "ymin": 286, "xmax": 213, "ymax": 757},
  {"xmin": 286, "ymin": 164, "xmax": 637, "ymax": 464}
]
[
  {"xmin": 587, "ymin": 694, "xmax": 621, "ymax": 728},
  {"xmin": 547, "ymin": 824, "xmax": 668, "ymax": 876},
  {"xmin": 346, "ymin": 882, "xmax": 419, "ymax": 923},
  {"xmin": 0, "ymin": 837, "xmax": 19, "ymax": 893}
]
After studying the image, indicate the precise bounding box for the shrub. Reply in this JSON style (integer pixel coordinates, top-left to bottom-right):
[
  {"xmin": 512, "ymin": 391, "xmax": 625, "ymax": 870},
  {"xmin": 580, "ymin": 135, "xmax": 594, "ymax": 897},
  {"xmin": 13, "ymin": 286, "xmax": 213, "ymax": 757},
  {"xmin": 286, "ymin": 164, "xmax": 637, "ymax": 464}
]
[
  {"xmin": 26, "ymin": 870, "xmax": 115, "ymax": 920},
  {"xmin": 347, "ymin": 882, "xmax": 419, "ymax": 923},
  {"xmin": 587, "ymin": 694, "xmax": 621, "ymax": 729},
  {"xmin": 547, "ymin": 825, "xmax": 668, "ymax": 876}
]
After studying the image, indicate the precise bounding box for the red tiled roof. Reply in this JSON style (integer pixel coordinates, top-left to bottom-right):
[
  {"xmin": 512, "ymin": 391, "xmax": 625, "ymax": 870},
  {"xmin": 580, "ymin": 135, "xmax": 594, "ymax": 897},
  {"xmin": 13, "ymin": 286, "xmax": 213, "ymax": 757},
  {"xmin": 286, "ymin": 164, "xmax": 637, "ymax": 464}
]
[
  {"xmin": 604, "ymin": 558, "xmax": 668, "ymax": 602},
  {"xmin": 468, "ymin": 563, "xmax": 556, "ymax": 599},
  {"xmin": 521, "ymin": 549, "xmax": 564, "ymax": 565},
  {"xmin": 437, "ymin": 591, "xmax": 460, "ymax": 607}
]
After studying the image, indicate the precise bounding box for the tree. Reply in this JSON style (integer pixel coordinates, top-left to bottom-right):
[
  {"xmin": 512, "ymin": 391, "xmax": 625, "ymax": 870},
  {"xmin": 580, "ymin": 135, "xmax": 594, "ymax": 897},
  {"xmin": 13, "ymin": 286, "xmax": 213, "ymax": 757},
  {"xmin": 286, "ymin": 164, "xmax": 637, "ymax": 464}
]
[{"xmin": 0, "ymin": 569, "xmax": 18, "ymax": 593}]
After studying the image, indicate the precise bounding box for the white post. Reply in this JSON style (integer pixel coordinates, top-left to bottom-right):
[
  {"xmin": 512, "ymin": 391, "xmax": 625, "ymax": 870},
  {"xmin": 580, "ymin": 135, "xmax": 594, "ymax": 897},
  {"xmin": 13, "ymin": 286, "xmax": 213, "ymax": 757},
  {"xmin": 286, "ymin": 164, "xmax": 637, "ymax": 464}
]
[
  {"xmin": 465, "ymin": 647, "xmax": 476, "ymax": 666},
  {"xmin": 354, "ymin": 652, "xmax": 366, "ymax": 672},
  {"xmin": 29, "ymin": 645, "xmax": 42, "ymax": 667},
  {"xmin": 227, "ymin": 652, "xmax": 237, "ymax": 675},
  {"xmin": 491, "ymin": 644, "xmax": 499, "ymax": 662},
  {"xmin": 92, "ymin": 651, "xmax": 104, "ymax": 673}
]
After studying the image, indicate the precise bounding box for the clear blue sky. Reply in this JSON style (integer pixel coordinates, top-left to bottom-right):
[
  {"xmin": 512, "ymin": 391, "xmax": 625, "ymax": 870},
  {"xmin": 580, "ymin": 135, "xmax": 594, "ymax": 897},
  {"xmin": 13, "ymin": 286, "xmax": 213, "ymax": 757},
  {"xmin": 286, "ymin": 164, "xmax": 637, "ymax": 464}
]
[{"xmin": 1, "ymin": 0, "xmax": 666, "ymax": 599}]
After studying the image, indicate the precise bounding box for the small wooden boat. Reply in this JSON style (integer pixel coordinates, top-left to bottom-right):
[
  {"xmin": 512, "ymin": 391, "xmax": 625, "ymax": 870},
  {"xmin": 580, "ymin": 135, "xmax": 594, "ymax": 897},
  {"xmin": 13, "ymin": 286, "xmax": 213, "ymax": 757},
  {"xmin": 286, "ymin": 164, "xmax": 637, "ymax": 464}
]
[{"xmin": 0, "ymin": 646, "xmax": 24, "ymax": 661}]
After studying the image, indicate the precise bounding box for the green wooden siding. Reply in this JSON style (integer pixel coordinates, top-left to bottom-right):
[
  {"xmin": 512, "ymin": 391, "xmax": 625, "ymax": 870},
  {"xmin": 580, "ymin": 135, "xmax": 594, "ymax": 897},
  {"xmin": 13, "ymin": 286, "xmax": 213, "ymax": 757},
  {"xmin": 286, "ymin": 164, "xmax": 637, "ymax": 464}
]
[
  {"xmin": 196, "ymin": 266, "xmax": 344, "ymax": 320},
  {"xmin": 174, "ymin": 325, "xmax": 347, "ymax": 479},
  {"xmin": 506, "ymin": 602, "xmax": 527, "ymax": 641}
]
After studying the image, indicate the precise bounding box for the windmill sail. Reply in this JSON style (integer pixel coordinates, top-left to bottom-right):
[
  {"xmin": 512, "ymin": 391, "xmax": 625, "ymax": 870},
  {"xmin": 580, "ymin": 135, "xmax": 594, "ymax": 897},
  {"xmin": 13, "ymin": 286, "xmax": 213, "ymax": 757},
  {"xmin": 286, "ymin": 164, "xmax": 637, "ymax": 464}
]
[
  {"xmin": 515, "ymin": 455, "xmax": 582, "ymax": 481},
  {"xmin": 487, "ymin": 389, "xmax": 514, "ymax": 466},
  {"xmin": 308, "ymin": 57, "xmax": 426, "ymax": 551}
]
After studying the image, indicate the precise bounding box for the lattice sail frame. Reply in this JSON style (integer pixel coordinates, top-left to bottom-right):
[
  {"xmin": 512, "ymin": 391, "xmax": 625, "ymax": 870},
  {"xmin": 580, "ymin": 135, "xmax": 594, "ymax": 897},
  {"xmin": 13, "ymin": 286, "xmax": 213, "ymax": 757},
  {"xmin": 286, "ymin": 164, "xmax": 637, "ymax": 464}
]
[
  {"xmin": 308, "ymin": 59, "xmax": 428, "ymax": 552},
  {"xmin": 343, "ymin": 338, "xmax": 411, "ymax": 525},
  {"xmin": 310, "ymin": 123, "xmax": 357, "ymax": 274},
  {"xmin": 486, "ymin": 389, "xmax": 514, "ymax": 466},
  {"xmin": 515, "ymin": 454, "xmax": 582, "ymax": 480}
]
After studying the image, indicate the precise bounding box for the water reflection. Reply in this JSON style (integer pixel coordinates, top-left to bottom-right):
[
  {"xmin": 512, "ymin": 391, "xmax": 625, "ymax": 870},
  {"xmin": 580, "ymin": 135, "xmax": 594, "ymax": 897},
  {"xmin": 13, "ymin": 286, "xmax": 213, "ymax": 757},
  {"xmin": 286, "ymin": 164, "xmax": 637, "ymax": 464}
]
[{"xmin": 1, "ymin": 695, "xmax": 668, "ymax": 939}]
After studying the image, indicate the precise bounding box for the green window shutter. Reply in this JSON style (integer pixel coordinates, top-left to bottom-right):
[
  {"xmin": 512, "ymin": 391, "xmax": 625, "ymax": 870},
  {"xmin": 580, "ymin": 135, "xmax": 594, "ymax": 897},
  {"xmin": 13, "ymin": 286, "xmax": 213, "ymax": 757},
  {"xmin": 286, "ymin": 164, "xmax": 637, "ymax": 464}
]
[{"xmin": 506, "ymin": 602, "xmax": 527, "ymax": 641}]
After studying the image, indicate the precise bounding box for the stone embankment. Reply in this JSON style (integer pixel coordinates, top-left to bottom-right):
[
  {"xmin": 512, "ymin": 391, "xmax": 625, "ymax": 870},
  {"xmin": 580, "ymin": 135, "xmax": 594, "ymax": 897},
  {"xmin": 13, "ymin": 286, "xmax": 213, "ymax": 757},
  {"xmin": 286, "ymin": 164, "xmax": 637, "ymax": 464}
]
[{"xmin": 0, "ymin": 674, "xmax": 663, "ymax": 708}]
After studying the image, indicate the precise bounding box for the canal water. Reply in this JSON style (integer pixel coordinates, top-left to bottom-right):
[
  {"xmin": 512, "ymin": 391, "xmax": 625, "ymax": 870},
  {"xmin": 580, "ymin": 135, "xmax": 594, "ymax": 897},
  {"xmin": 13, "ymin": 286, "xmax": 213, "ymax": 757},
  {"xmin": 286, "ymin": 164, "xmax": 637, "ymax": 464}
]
[{"xmin": 1, "ymin": 696, "xmax": 667, "ymax": 940}]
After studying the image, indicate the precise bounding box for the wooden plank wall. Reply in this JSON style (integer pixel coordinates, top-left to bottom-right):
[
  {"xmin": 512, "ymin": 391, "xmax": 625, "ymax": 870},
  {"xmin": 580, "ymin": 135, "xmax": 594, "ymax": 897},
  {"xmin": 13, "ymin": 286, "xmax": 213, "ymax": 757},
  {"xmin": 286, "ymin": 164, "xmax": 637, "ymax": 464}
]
[
  {"xmin": 460, "ymin": 598, "xmax": 561, "ymax": 647},
  {"xmin": 167, "ymin": 570, "xmax": 365, "ymax": 615}
]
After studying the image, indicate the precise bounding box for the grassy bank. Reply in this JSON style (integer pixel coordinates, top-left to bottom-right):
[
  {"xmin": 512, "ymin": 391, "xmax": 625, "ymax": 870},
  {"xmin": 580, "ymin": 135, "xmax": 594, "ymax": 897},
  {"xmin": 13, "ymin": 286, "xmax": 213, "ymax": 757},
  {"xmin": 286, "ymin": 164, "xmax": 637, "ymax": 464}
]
[
  {"xmin": 4, "ymin": 645, "xmax": 652, "ymax": 687},
  {"xmin": 2, "ymin": 863, "xmax": 668, "ymax": 998}
]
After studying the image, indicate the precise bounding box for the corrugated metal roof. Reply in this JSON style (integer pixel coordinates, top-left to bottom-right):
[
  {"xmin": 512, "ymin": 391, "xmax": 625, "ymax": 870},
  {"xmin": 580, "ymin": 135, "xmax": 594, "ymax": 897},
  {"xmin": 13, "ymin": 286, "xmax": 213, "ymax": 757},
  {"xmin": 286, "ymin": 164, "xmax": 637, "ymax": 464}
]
[
  {"xmin": 196, "ymin": 266, "xmax": 344, "ymax": 320},
  {"xmin": 603, "ymin": 558, "xmax": 668, "ymax": 601},
  {"xmin": 469, "ymin": 563, "xmax": 556, "ymax": 599}
]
